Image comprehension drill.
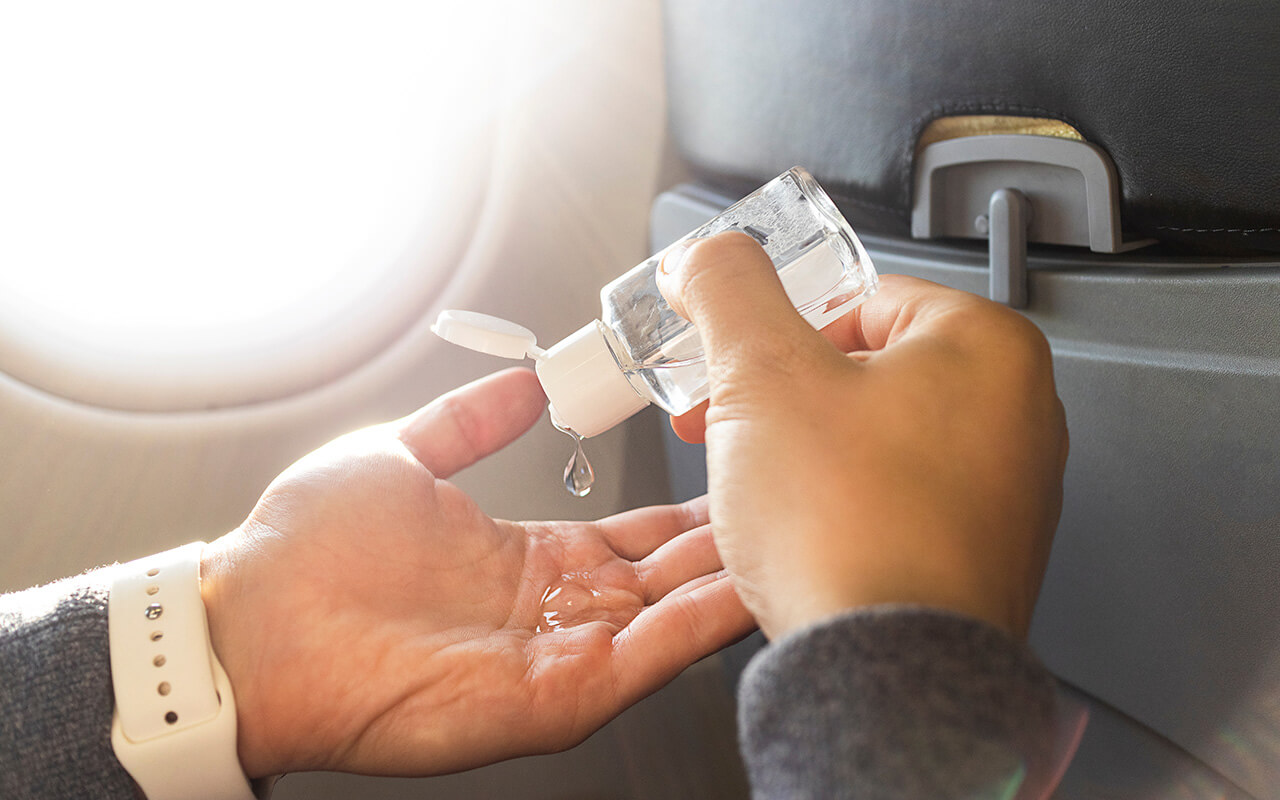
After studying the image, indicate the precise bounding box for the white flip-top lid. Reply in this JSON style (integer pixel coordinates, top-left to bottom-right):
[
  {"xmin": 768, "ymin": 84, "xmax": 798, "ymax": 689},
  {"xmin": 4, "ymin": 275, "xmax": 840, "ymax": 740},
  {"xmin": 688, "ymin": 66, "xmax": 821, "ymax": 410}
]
[
  {"xmin": 432, "ymin": 310, "xmax": 545, "ymax": 360},
  {"xmin": 432, "ymin": 311, "xmax": 648, "ymax": 438}
]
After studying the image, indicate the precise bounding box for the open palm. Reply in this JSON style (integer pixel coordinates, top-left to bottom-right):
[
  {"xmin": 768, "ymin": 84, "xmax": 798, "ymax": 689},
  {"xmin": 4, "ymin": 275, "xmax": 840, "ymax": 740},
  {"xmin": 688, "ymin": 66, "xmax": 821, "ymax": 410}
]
[{"xmin": 200, "ymin": 368, "xmax": 752, "ymax": 778}]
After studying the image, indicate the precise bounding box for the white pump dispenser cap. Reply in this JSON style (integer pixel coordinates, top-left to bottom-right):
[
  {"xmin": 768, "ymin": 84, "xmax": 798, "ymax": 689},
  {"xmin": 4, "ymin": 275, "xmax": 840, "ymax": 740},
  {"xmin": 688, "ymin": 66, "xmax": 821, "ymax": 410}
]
[
  {"xmin": 534, "ymin": 321, "xmax": 649, "ymax": 438},
  {"xmin": 431, "ymin": 311, "xmax": 649, "ymax": 439}
]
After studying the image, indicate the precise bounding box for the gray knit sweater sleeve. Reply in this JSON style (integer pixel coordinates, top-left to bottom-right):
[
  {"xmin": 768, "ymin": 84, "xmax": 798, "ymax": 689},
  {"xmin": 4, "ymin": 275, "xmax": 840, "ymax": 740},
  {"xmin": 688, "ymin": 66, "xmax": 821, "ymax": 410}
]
[
  {"xmin": 738, "ymin": 607, "xmax": 1059, "ymax": 800},
  {"xmin": 0, "ymin": 571, "xmax": 139, "ymax": 799}
]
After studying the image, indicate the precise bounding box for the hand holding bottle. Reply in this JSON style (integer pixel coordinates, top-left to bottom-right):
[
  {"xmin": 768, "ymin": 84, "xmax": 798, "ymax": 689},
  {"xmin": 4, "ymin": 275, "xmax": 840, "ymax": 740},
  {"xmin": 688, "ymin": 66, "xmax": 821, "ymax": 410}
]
[
  {"xmin": 432, "ymin": 167, "xmax": 876, "ymax": 440},
  {"xmin": 656, "ymin": 232, "xmax": 1068, "ymax": 640}
]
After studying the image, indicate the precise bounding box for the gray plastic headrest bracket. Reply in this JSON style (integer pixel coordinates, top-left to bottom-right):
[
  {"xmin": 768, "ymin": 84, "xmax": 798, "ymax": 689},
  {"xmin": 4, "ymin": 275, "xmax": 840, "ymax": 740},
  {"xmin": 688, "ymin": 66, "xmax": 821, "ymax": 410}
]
[{"xmin": 912, "ymin": 135, "xmax": 1156, "ymax": 308}]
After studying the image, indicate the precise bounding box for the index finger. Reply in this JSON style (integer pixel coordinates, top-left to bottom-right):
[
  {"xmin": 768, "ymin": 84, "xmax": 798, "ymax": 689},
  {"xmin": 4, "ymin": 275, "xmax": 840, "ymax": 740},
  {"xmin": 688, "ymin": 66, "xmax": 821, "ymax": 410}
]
[
  {"xmin": 593, "ymin": 495, "xmax": 710, "ymax": 560},
  {"xmin": 817, "ymin": 273, "xmax": 985, "ymax": 354}
]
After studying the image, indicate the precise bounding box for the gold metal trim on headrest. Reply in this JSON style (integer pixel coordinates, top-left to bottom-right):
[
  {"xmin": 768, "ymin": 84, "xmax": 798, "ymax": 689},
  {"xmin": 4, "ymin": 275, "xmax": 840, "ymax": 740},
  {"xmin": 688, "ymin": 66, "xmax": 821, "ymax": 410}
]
[{"xmin": 916, "ymin": 115, "xmax": 1085, "ymax": 154}]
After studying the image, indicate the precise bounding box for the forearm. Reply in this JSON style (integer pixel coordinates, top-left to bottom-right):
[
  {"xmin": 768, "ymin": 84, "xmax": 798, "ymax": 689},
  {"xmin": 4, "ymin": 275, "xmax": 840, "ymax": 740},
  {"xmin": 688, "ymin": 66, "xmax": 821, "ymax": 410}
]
[
  {"xmin": 738, "ymin": 607, "xmax": 1059, "ymax": 800},
  {"xmin": 0, "ymin": 571, "xmax": 139, "ymax": 800}
]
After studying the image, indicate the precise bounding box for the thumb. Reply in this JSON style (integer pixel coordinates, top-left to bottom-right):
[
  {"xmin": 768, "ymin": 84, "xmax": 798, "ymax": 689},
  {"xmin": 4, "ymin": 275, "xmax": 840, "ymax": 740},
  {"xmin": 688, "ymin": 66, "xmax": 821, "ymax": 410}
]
[
  {"xmin": 394, "ymin": 367, "xmax": 545, "ymax": 478},
  {"xmin": 656, "ymin": 231, "xmax": 821, "ymax": 377}
]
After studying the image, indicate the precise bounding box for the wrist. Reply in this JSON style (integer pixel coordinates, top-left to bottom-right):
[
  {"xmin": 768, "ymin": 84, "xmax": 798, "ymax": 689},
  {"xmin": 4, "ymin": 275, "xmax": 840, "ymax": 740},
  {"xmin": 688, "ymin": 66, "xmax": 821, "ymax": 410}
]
[
  {"xmin": 200, "ymin": 534, "xmax": 279, "ymax": 779},
  {"xmin": 769, "ymin": 575, "xmax": 1023, "ymax": 642},
  {"xmin": 758, "ymin": 542, "xmax": 1026, "ymax": 641},
  {"xmin": 108, "ymin": 542, "xmax": 266, "ymax": 799}
]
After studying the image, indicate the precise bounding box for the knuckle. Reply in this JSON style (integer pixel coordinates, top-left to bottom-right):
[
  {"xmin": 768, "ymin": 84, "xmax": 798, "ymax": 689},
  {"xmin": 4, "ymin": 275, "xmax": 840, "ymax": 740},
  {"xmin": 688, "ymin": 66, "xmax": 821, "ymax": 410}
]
[
  {"xmin": 945, "ymin": 299, "xmax": 1054, "ymax": 374},
  {"xmin": 998, "ymin": 315, "xmax": 1053, "ymax": 374},
  {"xmin": 929, "ymin": 298, "xmax": 1062, "ymax": 418},
  {"xmin": 436, "ymin": 395, "xmax": 483, "ymax": 455}
]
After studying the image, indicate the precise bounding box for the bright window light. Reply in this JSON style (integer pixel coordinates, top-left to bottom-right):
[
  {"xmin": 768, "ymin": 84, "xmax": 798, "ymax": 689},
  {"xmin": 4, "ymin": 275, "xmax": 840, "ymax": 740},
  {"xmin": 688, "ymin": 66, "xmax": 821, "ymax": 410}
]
[{"xmin": 0, "ymin": 2, "xmax": 511, "ymax": 409}]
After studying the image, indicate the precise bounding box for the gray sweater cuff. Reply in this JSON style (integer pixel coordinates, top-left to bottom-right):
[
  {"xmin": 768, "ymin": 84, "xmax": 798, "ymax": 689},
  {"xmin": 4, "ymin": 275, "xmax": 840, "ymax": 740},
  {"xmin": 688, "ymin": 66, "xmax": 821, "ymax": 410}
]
[
  {"xmin": 1, "ymin": 571, "xmax": 139, "ymax": 800},
  {"xmin": 738, "ymin": 606, "xmax": 1058, "ymax": 800}
]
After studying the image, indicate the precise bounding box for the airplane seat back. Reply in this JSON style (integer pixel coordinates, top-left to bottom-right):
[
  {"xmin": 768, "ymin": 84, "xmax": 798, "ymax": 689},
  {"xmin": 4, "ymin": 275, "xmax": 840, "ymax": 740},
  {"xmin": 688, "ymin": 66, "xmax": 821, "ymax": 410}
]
[{"xmin": 654, "ymin": 2, "xmax": 1280, "ymax": 797}]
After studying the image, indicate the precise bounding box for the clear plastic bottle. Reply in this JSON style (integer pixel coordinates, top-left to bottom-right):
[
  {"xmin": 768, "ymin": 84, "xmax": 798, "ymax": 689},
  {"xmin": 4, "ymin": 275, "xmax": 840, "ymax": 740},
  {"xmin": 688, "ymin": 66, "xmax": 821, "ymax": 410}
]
[{"xmin": 432, "ymin": 166, "xmax": 878, "ymax": 438}]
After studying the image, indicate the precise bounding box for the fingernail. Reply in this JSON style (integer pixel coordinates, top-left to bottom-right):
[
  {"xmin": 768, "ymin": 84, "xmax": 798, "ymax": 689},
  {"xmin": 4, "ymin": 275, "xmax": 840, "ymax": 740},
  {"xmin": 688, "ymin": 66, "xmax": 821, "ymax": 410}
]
[{"xmin": 659, "ymin": 239, "xmax": 693, "ymax": 275}]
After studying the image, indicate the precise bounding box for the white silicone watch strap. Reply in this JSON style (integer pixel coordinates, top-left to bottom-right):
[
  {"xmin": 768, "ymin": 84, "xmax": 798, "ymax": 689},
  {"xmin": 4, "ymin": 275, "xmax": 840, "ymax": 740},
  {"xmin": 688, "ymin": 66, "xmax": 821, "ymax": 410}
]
[{"xmin": 108, "ymin": 542, "xmax": 261, "ymax": 800}]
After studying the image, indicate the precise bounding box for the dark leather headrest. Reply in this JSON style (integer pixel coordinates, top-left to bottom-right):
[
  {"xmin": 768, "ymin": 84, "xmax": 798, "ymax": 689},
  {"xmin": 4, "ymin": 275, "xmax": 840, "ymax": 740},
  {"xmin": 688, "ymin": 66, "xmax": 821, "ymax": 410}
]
[{"xmin": 664, "ymin": 0, "xmax": 1280, "ymax": 253}]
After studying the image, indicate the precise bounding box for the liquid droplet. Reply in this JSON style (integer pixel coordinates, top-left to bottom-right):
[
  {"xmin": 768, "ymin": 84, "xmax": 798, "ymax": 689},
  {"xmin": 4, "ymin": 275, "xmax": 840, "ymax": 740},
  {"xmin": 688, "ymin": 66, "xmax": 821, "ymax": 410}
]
[
  {"xmin": 552, "ymin": 416, "xmax": 594, "ymax": 497},
  {"xmin": 564, "ymin": 436, "xmax": 595, "ymax": 497}
]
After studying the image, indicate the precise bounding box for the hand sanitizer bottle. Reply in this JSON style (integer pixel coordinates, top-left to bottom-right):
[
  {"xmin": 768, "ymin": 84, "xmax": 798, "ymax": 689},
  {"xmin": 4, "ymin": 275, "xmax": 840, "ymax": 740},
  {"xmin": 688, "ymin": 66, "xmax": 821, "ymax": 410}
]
[{"xmin": 432, "ymin": 166, "xmax": 878, "ymax": 439}]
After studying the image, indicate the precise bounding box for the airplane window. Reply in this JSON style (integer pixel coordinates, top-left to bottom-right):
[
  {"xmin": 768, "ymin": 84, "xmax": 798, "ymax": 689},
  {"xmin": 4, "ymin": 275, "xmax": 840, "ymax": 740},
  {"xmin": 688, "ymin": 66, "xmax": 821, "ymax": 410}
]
[{"xmin": 0, "ymin": 3, "xmax": 509, "ymax": 411}]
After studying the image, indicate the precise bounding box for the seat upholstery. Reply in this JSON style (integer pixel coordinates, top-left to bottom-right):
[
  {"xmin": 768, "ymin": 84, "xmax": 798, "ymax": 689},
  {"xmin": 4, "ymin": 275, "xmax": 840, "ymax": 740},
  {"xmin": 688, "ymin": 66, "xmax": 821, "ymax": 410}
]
[{"xmin": 663, "ymin": 0, "xmax": 1280, "ymax": 253}]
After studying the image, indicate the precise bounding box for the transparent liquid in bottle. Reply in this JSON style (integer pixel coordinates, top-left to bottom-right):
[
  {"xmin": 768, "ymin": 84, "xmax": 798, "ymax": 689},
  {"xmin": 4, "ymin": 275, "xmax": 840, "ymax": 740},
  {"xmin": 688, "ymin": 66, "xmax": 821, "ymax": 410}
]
[{"xmin": 599, "ymin": 167, "xmax": 877, "ymax": 415}]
